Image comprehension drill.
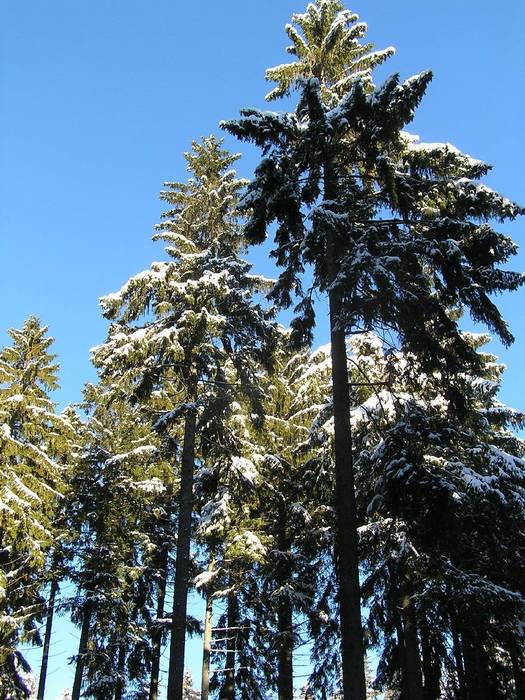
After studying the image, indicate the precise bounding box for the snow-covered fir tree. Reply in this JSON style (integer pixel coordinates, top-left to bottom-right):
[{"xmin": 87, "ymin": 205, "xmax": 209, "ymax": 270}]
[
  {"xmin": 246, "ymin": 333, "xmax": 334, "ymax": 699},
  {"xmin": 64, "ymin": 382, "xmax": 172, "ymax": 700},
  {"xmin": 92, "ymin": 136, "xmax": 275, "ymax": 700},
  {"xmin": 3, "ymin": 5, "xmax": 523, "ymax": 700},
  {"xmin": 194, "ymin": 383, "xmax": 269, "ymax": 700},
  {"xmin": 55, "ymin": 690, "xmax": 72, "ymax": 700},
  {"xmin": 194, "ymin": 330, "xmax": 337, "ymax": 700},
  {"xmin": 333, "ymin": 331, "xmax": 525, "ymax": 699},
  {"xmin": 0, "ymin": 317, "xmax": 75, "ymax": 698},
  {"xmin": 36, "ymin": 404, "xmax": 84, "ymax": 700},
  {"xmin": 353, "ymin": 334, "xmax": 525, "ymax": 699},
  {"xmin": 265, "ymin": 0, "xmax": 394, "ymax": 104},
  {"xmin": 222, "ymin": 2, "xmax": 524, "ymax": 697},
  {"xmin": 182, "ymin": 669, "xmax": 199, "ymax": 699}
]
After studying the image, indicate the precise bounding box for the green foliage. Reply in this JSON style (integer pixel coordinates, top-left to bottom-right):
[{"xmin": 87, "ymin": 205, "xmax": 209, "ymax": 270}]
[
  {"xmin": 64, "ymin": 383, "xmax": 173, "ymax": 699},
  {"xmin": 223, "ymin": 68, "xmax": 524, "ymax": 390},
  {"xmin": 265, "ymin": 0, "xmax": 395, "ymax": 103},
  {"xmin": 0, "ymin": 317, "xmax": 74, "ymax": 698},
  {"xmin": 88, "ymin": 136, "xmax": 276, "ymax": 699},
  {"xmin": 8, "ymin": 4, "xmax": 524, "ymax": 699},
  {"xmin": 95, "ymin": 136, "xmax": 274, "ymax": 413},
  {"xmin": 352, "ymin": 332, "xmax": 525, "ymax": 697}
]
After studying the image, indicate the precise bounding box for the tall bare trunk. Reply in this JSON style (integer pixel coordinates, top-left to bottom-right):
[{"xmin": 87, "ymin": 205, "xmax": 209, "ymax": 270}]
[
  {"xmin": 450, "ymin": 612, "xmax": 466, "ymax": 698},
  {"xmin": 511, "ymin": 652, "xmax": 525, "ymax": 700},
  {"xmin": 390, "ymin": 570, "xmax": 423, "ymax": 700},
  {"xmin": 400, "ymin": 592, "xmax": 423, "ymax": 700},
  {"xmin": 114, "ymin": 643, "xmax": 126, "ymax": 700},
  {"xmin": 37, "ymin": 578, "xmax": 58, "ymax": 700},
  {"xmin": 461, "ymin": 628, "xmax": 489, "ymax": 700},
  {"xmin": 325, "ymin": 158, "xmax": 366, "ymax": 700},
  {"xmin": 219, "ymin": 592, "xmax": 238, "ymax": 700},
  {"xmin": 201, "ymin": 557, "xmax": 214, "ymax": 700},
  {"xmin": 149, "ymin": 545, "xmax": 169, "ymax": 700},
  {"xmin": 167, "ymin": 407, "xmax": 197, "ymax": 700},
  {"xmin": 71, "ymin": 602, "xmax": 92, "ymax": 700},
  {"xmin": 277, "ymin": 502, "xmax": 293, "ymax": 700},
  {"xmin": 420, "ymin": 622, "xmax": 440, "ymax": 700}
]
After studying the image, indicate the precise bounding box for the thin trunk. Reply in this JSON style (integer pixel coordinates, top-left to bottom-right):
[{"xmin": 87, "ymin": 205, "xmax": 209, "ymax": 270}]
[
  {"xmin": 277, "ymin": 502, "xmax": 293, "ymax": 700},
  {"xmin": 325, "ymin": 159, "xmax": 366, "ymax": 700},
  {"xmin": 461, "ymin": 628, "xmax": 489, "ymax": 700},
  {"xmin": 201, "ymin": 556, "xmax": 215, "ymax": 700},
  {"xmin": 450, "ymin": 612, "xmax": 466, "ymax": 698},
  {"xmin": 390, "ymin": 572, "xmax": 422, "ymax": 700},
  {"xmin": 420, "ymin": 623, "xmax": 440, "ymax": 700},
  {"xmin": 149, "ymin": 545, "xmax": 169, "ymax": 700},
  {"xmin": 167, "ymin": 407, "xmax": 197, "ymax": 700},
  {"xmin": 37, "ymin": 578, "xmax": 58, "ymax": 700},
  {"xmin": 511, "ymin": 652, "xmax": 525, "ymax": 700},
  {"xmin": 71, "ymin": 602, "xmax": 93, "ymax": 700},
  {"xmin": 114, "ymin": 643, "xmax": 126, "ymax": 700},
  {"xmin": 277, "ymin": 595, "xmax": 294, "ymax": 700},
  {"xmin": 393, "ymin": 607, "xmax": 408, "ymax": 697},
  {"xmin": 400, "ymin": 593, "xmax": 423, "ymax": 700},
  {"xmin": 220, "ymin": 592, "xmax": 238, "ymax": 700}
]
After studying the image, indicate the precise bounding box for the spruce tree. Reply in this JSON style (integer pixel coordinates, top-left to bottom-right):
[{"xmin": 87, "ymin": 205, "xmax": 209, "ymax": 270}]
[
  {"xmin": 182, "ymin": 669, "xmax": 199, "ymax": 699},
  {"xmin": 194, "ymin": 357, "xmax": 274, "ymax": 700},
  {"xmin": 265, "ymin": 0, "xmax": 394, "ymax": 103},
  {"xmin": 249, "ymin": 332, "xmax": 335, "ymax": 699},
  {"xmin": 350, "ymin": 332, "xmax": 525, "ymax": 698},
  {"xmin": 222, "ymin": 4, "xmax": 524, "ymax": 697},
  {"xmin": 37, "ymin": 404, "xmax": 83, "ymax": 700},
  {"xmin": 93, "ymin": 136, "xmax": 275, "ymax": 700},
  {"xmin": 66, "ymin": 382, "xmax": 172, "ymax": 700},
  {"xmin": 0, "ymin": 317, "xmax": 73, "ymax": 698}
]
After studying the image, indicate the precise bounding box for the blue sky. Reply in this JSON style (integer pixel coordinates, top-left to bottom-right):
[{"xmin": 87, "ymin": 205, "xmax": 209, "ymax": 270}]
[{"xmin": 1, "ymin": 1, "xmax": 524, "ymax": 697}]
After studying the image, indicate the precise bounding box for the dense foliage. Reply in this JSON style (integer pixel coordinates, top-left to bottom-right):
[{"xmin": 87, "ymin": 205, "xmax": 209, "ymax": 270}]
[{"xmin": 1, "ymin": 2, "xmax": 524, "ymax": 700}]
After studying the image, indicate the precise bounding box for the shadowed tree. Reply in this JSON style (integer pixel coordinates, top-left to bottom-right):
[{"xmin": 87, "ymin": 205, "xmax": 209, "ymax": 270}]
[{"xmin": 222, "ymin": 4, "xmax": 523, "ymax": 697}]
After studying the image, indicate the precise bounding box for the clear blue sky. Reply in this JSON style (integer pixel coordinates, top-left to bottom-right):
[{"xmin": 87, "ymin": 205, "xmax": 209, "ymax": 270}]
[{"xmin": 1, "ymin": 1, "xmax": 524, "ymax": 697}]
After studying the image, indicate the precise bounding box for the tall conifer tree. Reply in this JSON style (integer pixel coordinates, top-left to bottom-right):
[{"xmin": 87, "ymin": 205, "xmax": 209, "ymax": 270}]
[
  {"xmin": 93, "ymin": 136, "xmax": 275, "ymax": 700},
  {"xmin": 352, "ymin": 333, "xmax": 525, "ymax": 699},
  {"xmin": 222, "ymin": 3, "xmax": 524, "ymax": 698},
  {"xmin": 66, "ymin": 383, "xmax": 171, "ymax": 700},
  {"xmin": 0, "ymin": 317, "xmax": 73, "ymax": 698}
]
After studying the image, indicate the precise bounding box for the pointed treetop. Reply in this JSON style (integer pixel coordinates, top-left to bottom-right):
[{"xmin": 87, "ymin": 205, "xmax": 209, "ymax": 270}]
[
  {"xmin": 265, "ymin": 0, "xmax": 395, "ymax": 103},
  {"xmin": 154, "ymin": 135, "xmax": 247, "ymax": 255},
  {"xmin": 0, "ymin": 315, "xmax": 59, "ymax": 398},
  {"xmin": 183, "ymin": 135, "xmax": 241, "ymax": 182}
]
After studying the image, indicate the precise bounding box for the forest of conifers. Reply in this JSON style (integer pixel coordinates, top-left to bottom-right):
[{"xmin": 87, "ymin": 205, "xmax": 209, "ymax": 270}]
[{"xmin": 1, "ymin": 2, "xmax": 524, "ymax": 699}]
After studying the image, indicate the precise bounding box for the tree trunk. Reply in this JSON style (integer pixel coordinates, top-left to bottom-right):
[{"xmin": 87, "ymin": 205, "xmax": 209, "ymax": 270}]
[
  {"xmin": 167, "ymin": 407, "xmax": 197, "ymax": 700},
  {"xmin": 393, "ymin": 606, "xmax": 409, "ymax": 697},
  {"xmin": 37, "ymin": 578, "xmax": 58, "ymax": 700},
  {"xmin": 420, "ymin": 623, "xmax": 440, "ymax": 700},
  {"xmin": 149, "ymin": 545, "xmax": 169, "ymax": 700},
  {"xmin": 277, "ymin": 502, "xmax": 293, "ymax": 700},
  {"xmin": 324, "ymin": 158, "xmax": 366, "ymax": 700},
  {"xmin": 399, "ymin": 593, "xmax": 423, "ymax": 700},
  {"xmin": 72, "ymin": 602, "xmax": 93, "ymax": 700},
  {"xmin": 511, "ymin": 652, "xmax": 525, "ymax": 700},
  {"xmin": 277, "ymin": 594, "xmax": 294, "ymax": 700},
  {"xmin": 114, "ymin": 643, "xmax": 126, "ymax": 700},
  {"xmin": 450, "ymin": 612, "xmax": 466, "ymax": 698},
  {"xmin": 220, "ymin": 592, "xmax": 238, "ymax": 700},
  {"xmin": 461, "ymin": 628, "xmax": 489, "ymax": 700},
  {"xmin": 201, "ymin": 557, "xmax": 214, "ymax": 700}
]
